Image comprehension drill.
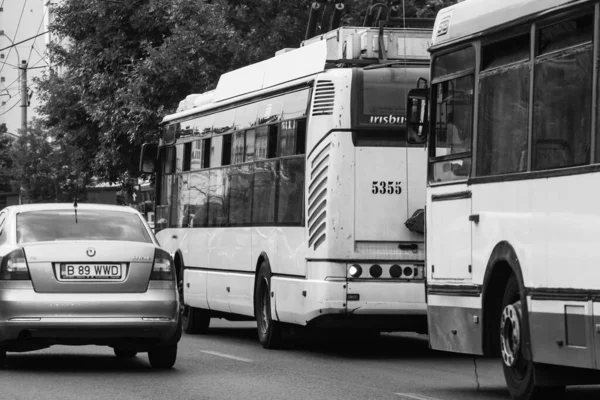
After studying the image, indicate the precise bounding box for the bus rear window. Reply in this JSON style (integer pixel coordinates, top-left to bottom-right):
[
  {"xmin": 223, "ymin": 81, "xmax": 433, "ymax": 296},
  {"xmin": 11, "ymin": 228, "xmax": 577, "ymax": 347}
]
[{"xmin": 356, "ymin": 67, "xmax": 428, "ymax": 129}]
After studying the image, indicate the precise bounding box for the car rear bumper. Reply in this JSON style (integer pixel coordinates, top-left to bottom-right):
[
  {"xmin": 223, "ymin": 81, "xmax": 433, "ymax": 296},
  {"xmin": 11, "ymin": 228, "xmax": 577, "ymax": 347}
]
[{"xmin": 0, "ymin": 281, "xmax": 180, "ymax": 349}]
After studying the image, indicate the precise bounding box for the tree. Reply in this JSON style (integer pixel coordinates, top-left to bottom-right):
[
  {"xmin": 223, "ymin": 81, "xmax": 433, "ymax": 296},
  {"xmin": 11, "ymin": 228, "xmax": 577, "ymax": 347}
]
[
  {"xmin": 10, "ymin": 119, "xmax": 89, "ymax": 203},
  {"xmin": 0, "ymin": 123, "xmax": 16, "ymax": 193}
]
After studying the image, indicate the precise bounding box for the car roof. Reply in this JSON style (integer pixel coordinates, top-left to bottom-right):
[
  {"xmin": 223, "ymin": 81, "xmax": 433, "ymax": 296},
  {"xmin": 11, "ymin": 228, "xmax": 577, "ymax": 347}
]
[{"xmin": 2, "ymin": 203, "xmax": 141, "ymax": 214}]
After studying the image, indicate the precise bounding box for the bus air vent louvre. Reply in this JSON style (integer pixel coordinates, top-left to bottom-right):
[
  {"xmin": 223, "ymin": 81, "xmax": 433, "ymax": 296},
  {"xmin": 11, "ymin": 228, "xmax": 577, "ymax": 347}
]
[
  {"xmin": 308, "ymin": 142, "xmax": 331, "ymax": 251},
  {"xmin": 311, "ymin": 81, "xmax": 335, "ymax": 116}
]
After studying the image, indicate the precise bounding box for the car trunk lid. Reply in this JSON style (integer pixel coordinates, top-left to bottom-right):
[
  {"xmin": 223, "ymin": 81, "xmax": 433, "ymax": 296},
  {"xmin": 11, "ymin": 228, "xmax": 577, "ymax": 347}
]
[{"xmin": 23, "ymin": 241, "xmax": 156, "ymax": 293}]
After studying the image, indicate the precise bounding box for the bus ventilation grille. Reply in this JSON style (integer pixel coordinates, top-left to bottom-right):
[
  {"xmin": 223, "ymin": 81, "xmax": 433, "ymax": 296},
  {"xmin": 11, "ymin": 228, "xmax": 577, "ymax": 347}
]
[
  {"xmin": 311, "ymin": 81, "xmax": 335, "ymax": 116},
  {"xmin": 307, "ymin": 142, "xmax": 330, "ymax": 250}
]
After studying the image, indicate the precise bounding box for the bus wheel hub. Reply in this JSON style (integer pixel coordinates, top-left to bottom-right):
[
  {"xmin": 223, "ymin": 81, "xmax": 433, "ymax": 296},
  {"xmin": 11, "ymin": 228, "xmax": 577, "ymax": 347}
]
[{"xmin": 500, "ymin": 302, "xmax": 521, "ymax": 367}]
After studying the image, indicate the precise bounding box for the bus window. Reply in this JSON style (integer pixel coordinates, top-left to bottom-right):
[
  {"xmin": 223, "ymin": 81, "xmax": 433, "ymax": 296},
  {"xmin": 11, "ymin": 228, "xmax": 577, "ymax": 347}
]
[
  {"xmin": 213, "ymin": 108, "xmax": 235, "ymax": 135},
  {"xmin": 255, "ymin": 126, "xmax": 268, "ymax": 160},
  {"xmin": 430, "ymin": 74, "xmax": 473, "ymax": 182},
  {"xmin": 268, "ymin": 125, "xmax": 278, "ymax": 159},
  {"xmin": 477, "ymin": 35, "xmax": 530, "ymax": 177},
  {"xmin": 208, "ymin": 168, "xmax": 229, "ymax": 227},
  {"xmin": 533, "ymin": 18, "xmax": 592, "ymax": 170},
  {"xmin": 277, "ymin": 158, "xmax": 305, "ymax": 225},
  {"xmin": 281, "ymin": 89, "xmax": 310, "ymax": 120},
  {"xmin": 228, "ymin": 164, "xmax": 253, "ymax": 226},
  {"xmin": 245, "ymin": 129, "xmax": 256, "ymax": 162},
  {"xmin": 222, "ymin": 134, "xmax": 233, "ymax": 166},
  {"xmin": 234, "ymin": 101, "xmax": 258, "ymax": 131},
  {"xmin": 252, "ymin": 160, "xmax": 277, "ymax": 224},
  {"xmin": 296, "ymin": 119, "xmax": 306, "ymax": 155},
  {"xmin": 189, "ymin": 170, "xmax": 209, "ymax": 227},
  {"xmin": 232, "ymin": 131, "xmax": 246, "ymax": 164},
  {"xmin": 433, "ymin": 77, "xmax": 473, "ymax": 157},
  {"xmin": 190, "ymin": 140, "xmax": 203, "ymax": 170},
  {"xmin": 185, "ymin": 114, "xmax": 213, "ymax": 137},
  {"xmin": 538, "ymin": 14, "xmax": 593, "ymax": 55},
  {"xmin": 280, "ymin": 120, "xmax": 297, "ymax": 157},
  {"xmin": 163, "ymin": 146, "xmax": 176, "ymax": 175},
  {"xmin": 257, "ymin": 97, "xmax": 283, "ymax": 125},
  {"xmin": 210, "ymin": 136, "xmax": 223, "ymax": 168},
  {"xmin": 433, "ymin": 46, "xmax": 474, "ymax": 77},
  {"xmin": 202, "ymin": 138, "xmax": 211, "ymax": 168}
]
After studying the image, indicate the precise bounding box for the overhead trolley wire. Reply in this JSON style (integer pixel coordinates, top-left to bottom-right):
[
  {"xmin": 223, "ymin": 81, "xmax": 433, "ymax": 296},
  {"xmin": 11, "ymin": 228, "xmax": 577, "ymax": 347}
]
[
  {"xmin": 26, "ymin": 3, "xmax": 49, "ymax": 67},
  {"xmin": 0, "ymin": 0, "xmax": 28, "ymax": 77}
]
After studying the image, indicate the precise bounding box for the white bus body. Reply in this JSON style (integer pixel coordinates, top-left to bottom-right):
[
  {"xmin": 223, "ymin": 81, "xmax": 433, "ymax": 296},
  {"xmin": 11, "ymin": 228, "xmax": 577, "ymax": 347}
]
[
  {"xmin": 421, "ymin": 0, "xmax": 600, "ymax": 398},
  {"xmin": 147, "ymin": 28, "xmax": 431, "ymax": 347}
]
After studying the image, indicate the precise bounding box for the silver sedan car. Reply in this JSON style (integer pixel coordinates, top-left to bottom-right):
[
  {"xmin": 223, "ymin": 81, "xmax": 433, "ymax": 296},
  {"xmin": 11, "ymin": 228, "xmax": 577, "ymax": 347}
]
[{"xmin": 0, "ymin": 203, "xmax": 180, "ymax": 368}]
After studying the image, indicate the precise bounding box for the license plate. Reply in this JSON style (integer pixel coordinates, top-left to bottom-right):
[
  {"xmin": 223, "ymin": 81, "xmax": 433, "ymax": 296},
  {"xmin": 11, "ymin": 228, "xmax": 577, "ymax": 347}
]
[{"xmin": 60, "ymin": 264, "xmax": 122, "ymax": 280}]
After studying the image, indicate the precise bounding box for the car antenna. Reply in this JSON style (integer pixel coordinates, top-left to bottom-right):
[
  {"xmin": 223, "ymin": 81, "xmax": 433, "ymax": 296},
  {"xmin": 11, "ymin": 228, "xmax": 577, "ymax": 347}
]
[{"xmin": 73, "ymin": 186, "xmax": 79, "ymax": 223}]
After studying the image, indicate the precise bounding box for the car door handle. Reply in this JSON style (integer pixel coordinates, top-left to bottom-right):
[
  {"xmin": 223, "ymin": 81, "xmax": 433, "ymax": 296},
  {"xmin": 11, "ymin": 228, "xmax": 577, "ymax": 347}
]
[
  {"xmin": 172, "ymin": 235, "xmax": 178, "ymax": 239},
  {"xmin": 469, "ymin": 214, "xmax": 480, "ymax": 223}
]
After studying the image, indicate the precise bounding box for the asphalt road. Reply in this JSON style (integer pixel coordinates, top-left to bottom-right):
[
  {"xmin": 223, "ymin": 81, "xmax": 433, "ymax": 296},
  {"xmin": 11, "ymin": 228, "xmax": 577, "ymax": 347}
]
[{"xmin": 1, "ymin": 320, "xmax": 599, "ymax": 400}]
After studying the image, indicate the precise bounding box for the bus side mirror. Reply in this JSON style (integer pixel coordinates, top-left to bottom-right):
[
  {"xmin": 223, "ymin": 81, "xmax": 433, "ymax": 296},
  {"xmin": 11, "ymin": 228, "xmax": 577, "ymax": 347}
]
[
  {"xmin": 139, "ymin": 143, "xmax": 158, "ymax": 174},
  {"xmin": 407, "ymin": 88, "xmax": 429, "ymax": 145}
]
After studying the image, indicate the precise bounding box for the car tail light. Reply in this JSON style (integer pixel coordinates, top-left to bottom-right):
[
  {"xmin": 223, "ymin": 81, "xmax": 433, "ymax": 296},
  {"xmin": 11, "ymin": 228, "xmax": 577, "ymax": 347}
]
[
  {"xmin": 150, "ymin": 249, "xmax": 175, "ymax": 281},
  {"xmin": 0, "ymin": 248, "xmax": 30, "ymax": 280}
]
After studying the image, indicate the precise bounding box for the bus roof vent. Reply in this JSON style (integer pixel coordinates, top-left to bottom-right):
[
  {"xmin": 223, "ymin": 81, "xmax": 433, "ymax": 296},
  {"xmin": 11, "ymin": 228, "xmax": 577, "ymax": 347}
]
[{"xmin": 311, "ymin": 80, "xmax": 335, "ymax": 116}]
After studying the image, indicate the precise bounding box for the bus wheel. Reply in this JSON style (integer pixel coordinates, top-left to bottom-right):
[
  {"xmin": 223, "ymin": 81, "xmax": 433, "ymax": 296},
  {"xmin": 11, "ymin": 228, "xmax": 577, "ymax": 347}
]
[
  {"xmin": 500, "ymin": 275, "xmax": 564, "ymax": 400},
  {"xmin": 255, "ymin": 261, "xmax": 284, "ymax": 349},
  {"xmin": 182, "ymin": 305, "xmax": 210, "ymax": 334}
]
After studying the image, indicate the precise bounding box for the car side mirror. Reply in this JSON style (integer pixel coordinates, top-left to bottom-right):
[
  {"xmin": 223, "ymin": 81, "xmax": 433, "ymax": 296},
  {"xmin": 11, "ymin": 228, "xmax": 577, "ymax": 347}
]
[
  {"xmin": 407, "ymin": 88, "xmax": 429, "ymax": 145},
  {"xmin": 139, "ymin": 143, "xmax": 158, "ymax": 174}
]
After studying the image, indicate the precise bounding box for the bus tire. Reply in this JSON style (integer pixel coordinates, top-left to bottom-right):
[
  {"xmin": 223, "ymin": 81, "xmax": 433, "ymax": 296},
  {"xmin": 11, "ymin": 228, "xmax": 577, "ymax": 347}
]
[
  {"xmin": 182, "ymin": 305, "xmax": 210, "ymax": 334},
  {"xmin": 255, "ymin": 261, "xmax": 284, "ymax": 349},
  {"xmin": 500, "ymin": 275, "xmax": 565, "ymax": 400}
]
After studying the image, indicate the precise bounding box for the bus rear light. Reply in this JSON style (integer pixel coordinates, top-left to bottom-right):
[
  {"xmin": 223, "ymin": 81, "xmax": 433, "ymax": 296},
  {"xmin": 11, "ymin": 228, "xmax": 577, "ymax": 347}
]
[
  {"xmin": 389, "ymin": 264, "xmax": 402, "ymax": 278},
  {"xmin": 349, "ymin": 264, "xmax": 362, "ymax": 278},
  {"xmin": 403, "ymin": 267, "xmax": 414, "ymax": 278},
  {"xmin": 369, "ymin": 264, "xmax": 382, "ymax": 278}
]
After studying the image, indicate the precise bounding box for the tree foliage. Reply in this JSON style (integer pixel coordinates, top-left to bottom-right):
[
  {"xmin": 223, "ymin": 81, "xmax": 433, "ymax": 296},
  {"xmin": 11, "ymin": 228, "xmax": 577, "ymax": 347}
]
[{"xmin": 33, "ymin": 0, "xmax": 457, "ymax": 188}]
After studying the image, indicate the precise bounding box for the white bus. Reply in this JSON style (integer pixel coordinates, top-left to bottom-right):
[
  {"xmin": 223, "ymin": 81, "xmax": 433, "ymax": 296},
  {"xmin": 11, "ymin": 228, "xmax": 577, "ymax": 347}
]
[
  {"xmin": 408, "ymin": 0, "xmax": 600, "ymax": 398},
  {"xmin": 141, "ymin": 27, "xmax": 431, "ymax": 348}
]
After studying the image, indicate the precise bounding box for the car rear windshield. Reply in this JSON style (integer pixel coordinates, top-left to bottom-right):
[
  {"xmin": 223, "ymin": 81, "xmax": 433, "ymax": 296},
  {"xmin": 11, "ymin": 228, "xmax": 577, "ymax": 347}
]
[{"xmin": 16, "ymin": 210, "xmax": 153, "ymax": 244}]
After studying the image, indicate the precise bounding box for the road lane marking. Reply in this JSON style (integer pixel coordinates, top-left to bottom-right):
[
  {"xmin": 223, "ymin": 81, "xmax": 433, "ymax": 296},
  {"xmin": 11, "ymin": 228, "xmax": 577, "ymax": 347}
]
[
  {"xmin": 200, "ymin": 350, "xmax": 253, "ymax": 363},
  {"xmin": 395, "ymin": 393, "xmax": 445, "ymax": 400}
]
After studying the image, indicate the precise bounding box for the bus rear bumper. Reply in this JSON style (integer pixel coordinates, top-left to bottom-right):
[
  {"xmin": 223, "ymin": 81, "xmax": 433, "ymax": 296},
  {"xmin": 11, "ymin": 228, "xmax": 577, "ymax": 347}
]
[{"xmin": 271, "ymin": 276, "xmax": 427, "ymax": 332}]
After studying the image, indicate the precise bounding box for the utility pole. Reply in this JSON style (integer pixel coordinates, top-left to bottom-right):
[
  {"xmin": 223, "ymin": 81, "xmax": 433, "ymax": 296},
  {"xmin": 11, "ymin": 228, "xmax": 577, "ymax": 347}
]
[{"xmin": 20, "ymin": 60, "xmax": 27, "ymax": 133}]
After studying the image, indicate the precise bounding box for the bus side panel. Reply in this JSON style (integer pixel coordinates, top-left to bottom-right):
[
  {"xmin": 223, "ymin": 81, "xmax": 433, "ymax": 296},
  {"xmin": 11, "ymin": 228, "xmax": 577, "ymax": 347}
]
[
  {"xmin": 272, "ymin": 262, "xmax": 346, "ymax": 325},
  {"xmin": 207, "ymin": 228, "xmax": 252, "ymax": 315},
  {"xmin": 209, "ymin": 227, "xmax": 253, "ymax": 272},
  {"xmin": 186, "ymin": 228, "xmax": 210, "ymax": 269},
  {"xmin": 274, "ymin": 227, "xmax": 307, "ymax": 277},
  {"xmin": 427, "ymin": 294, "xmax": 483, "ymax": 355},
  {"xmin": 226, "ymin": 272, "xmax": 255, "ymax": 317},
  {"xmin": 184, "ymin": 269, "xmax": 209, "ymax": 310},
  {"xmin": 529, "ymin": 298, "xmax": 595, "ymax": 369},
  {"xmin": 251, "ymin": 227, "xmax": 278, "ymax": 273}
]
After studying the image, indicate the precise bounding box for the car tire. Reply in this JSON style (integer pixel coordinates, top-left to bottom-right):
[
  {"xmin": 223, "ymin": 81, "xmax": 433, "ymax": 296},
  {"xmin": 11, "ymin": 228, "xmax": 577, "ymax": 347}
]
[
  {"xmin": 114, "ymin": 349, "xmax": 137, "ymax": 358},
  {"xmin": 148, "ymin": 344, "xmax": 177, "ymax": 369},
  {"xmin": 182, "ymin": 305, "xmax": 210, "ymax": 334},
  {"xmin": 0, "ymin": 349, "xmax": 5, "ymax": 369},
  {"xmin": 254, "ymin": 261, "xmax": 284, "ymax": 349},
  {"xmin": 501, "ymin": 275, "xmax": 565, "ymax": 400}
]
